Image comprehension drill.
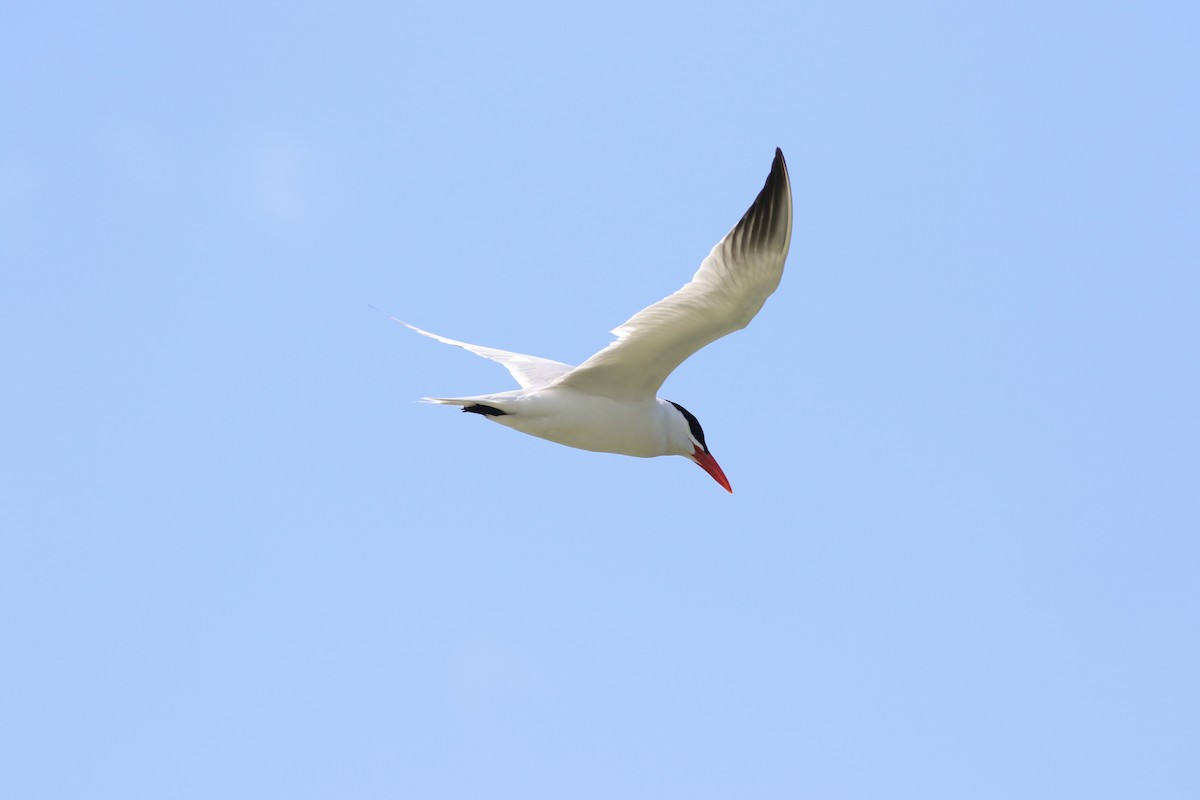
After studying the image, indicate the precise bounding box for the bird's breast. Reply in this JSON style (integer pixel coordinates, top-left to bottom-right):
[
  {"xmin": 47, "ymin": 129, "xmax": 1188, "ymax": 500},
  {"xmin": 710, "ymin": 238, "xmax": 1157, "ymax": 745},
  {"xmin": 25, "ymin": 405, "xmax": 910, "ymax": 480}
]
[{"xmin": 493, "ymin": 389, "xmax": 669, "ymax": 458}]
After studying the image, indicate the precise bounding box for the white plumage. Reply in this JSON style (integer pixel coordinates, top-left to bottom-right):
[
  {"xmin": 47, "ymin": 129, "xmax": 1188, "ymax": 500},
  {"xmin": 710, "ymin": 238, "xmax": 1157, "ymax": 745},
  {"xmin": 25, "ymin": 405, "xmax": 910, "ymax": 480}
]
[{"xmin": 391, "ymin": 148, "xmax": 793, "ymax": 491}]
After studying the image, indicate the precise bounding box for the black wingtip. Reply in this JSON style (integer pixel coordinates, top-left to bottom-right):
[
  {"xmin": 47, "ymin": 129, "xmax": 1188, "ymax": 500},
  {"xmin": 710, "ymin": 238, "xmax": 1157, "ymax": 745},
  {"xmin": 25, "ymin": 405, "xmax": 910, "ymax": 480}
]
[
  {"xmin": 462, "ymin": 403, "xmax": 507, "ymax": 416},
  {"xmin": 729, "ymin": 147, "xmax": 791, "ymax": 252},
  {"xmin": 771, "ymin": 147, "xmax": 787, "ymax": 180}
]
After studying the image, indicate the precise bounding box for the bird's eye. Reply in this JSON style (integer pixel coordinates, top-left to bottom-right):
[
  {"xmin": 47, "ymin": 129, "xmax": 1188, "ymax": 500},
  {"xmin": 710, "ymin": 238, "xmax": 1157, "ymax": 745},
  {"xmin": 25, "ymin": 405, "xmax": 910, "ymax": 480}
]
[{"xmin": 667, "ymin": 400, "xmax": 709, "ymax": 453}]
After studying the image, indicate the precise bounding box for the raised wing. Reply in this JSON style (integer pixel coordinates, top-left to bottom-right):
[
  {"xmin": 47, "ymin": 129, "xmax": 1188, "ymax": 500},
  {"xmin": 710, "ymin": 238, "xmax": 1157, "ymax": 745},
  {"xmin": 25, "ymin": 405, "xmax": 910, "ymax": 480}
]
[
  {"xmin": 556, "ymin": 148, "xmax": 792, "ymax": 399},
  {"xmin": 391, "ymin": 317, "xmax": 574, "ymax": 389}
]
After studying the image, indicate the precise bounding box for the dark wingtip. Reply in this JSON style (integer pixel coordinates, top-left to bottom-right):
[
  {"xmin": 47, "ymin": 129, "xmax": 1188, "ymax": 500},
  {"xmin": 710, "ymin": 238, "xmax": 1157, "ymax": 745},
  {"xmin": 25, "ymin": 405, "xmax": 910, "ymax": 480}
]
[
  {"xmin": 727, "ymin": 147, "xmax": 791, "ymax": 253},
  {"xmin": 462, "ymin": 403, "xmax": 507, "ymax": 416},
  {"xmin": 770, "ymin": 147, "xmax": 787, "ymax": 184},
  {"xmin": 770, "ymin": 148, "xmax": 786, "ymax": 180}
]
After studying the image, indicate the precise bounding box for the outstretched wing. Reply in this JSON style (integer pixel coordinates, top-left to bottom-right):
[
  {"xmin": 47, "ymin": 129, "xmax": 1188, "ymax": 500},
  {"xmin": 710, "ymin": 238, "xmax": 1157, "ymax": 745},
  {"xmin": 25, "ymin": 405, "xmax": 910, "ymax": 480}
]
[
  {"xmin": 556, "ymin": 148, "xmax": 792, "ymax": 399},
  {"xmin": 391, "ymin": 317, "xmax": 574, "ymax": 389}
]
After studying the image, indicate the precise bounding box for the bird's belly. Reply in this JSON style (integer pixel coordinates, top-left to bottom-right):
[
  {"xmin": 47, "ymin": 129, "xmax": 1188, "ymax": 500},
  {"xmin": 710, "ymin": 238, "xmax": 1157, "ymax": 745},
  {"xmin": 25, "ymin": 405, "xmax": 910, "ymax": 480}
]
[{"xmin": 495, "ymin": 392, "xmax": 667, "ymax": 458}]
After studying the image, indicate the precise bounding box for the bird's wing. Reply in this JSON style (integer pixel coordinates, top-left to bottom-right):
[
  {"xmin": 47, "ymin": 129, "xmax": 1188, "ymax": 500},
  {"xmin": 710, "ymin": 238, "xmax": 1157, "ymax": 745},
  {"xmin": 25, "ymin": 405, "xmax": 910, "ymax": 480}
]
[
  {"xmin": 391, "ymin": 317, "xmax": 574, "ymax": 389},
  {"xmin": 555, "ymin": 148, "xmax": 793, "ymax": 399}
]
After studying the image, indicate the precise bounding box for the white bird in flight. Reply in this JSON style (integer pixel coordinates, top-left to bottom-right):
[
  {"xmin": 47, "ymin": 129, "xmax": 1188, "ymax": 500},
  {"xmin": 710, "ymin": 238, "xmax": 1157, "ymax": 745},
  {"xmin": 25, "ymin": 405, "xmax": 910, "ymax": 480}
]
[{"xmin": 391, "ymin": 148, "xmax": 792, "ymax": 492}]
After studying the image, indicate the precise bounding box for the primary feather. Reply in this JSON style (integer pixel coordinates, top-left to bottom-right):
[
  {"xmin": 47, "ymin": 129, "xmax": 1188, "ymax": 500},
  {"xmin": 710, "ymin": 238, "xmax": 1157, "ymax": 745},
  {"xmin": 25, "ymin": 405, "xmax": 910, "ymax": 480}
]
[
  {"xmin": 555, "ymin": 148, "xmax": 792, "ymax": 398},
  {"xmin": 391, "ymin": 318, "xmax": 573, "ymax": 389}
]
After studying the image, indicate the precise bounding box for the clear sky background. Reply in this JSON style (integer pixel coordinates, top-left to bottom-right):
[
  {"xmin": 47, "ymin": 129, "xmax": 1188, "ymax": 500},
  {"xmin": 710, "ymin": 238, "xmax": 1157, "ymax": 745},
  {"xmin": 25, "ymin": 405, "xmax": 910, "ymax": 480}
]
[{"xmin": 3, "ymin": 2, "xmax": 1198, "ymax": 798}]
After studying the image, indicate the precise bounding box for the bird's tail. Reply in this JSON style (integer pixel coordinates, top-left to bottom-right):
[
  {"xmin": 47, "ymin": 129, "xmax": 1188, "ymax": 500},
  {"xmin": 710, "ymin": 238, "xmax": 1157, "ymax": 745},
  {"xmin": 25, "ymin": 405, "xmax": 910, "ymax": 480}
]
[{"xmin": 422, "ymin": 396, "xmax": 510, "ymax": 417}]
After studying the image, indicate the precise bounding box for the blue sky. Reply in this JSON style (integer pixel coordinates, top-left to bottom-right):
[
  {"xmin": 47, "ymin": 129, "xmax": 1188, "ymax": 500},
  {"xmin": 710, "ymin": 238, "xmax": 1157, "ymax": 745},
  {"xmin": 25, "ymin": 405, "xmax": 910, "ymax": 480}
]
[{"xmin": 3, "ymin": 2, "xmax": 1198, "ymax": 798}]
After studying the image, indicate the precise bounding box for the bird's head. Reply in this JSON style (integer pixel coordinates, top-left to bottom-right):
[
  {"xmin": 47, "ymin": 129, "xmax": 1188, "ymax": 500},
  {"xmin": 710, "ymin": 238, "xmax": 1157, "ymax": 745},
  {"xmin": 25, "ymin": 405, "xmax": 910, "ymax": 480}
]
[{"xmin": 665, "ymin": 400, "xmax": 732, "ymax": 493}]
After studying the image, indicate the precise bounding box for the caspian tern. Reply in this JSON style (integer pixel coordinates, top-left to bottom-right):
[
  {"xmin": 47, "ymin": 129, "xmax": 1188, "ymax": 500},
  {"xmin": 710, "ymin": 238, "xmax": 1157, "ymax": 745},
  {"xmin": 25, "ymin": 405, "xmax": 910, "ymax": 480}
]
[{"xmin": 393, "ymin": 148, "xmax": 792, "ymax": 492}]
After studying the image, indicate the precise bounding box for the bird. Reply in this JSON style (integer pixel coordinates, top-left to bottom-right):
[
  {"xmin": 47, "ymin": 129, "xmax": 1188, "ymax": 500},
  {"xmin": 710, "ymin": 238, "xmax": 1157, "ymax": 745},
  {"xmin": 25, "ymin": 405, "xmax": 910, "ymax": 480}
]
[{"xmin": 390, "ymin": 148, "xmax": 792, "ymax": 492}]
